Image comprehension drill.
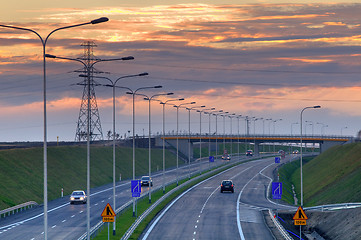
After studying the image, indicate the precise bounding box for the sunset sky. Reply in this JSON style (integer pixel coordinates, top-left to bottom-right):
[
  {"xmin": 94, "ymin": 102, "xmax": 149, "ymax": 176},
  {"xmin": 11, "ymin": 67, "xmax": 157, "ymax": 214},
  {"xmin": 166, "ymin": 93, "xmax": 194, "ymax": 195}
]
[{"xmin": 1, "ymin": 1, "xmax": 361, "ymax": 141}]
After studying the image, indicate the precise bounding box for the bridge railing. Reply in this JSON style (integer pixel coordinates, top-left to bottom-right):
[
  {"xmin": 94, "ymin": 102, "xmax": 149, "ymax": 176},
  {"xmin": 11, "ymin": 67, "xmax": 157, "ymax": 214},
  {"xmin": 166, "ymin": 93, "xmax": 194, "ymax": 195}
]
[{"xmin": 157, "ymin": 132, "xmax": 354, "ymax": 140}]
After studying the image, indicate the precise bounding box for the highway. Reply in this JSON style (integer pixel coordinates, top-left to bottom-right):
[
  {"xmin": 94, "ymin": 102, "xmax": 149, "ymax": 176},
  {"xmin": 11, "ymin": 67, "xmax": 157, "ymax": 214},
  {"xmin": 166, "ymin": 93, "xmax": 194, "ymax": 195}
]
[
  {"xmin": 0, "ymin": 156, "xmax": 232, "ymax": 240},
  {"xmin": 141, "ymin": 156, "xmax": 296, "ymax": 240}
]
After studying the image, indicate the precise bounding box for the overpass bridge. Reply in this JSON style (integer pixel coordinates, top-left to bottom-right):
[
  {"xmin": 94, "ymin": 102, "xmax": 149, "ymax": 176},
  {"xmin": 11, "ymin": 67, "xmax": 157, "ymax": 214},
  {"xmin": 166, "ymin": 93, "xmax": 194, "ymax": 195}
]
[{"xmin": 154, "ymin": 134, "xmax": 353, "ymax": 160}]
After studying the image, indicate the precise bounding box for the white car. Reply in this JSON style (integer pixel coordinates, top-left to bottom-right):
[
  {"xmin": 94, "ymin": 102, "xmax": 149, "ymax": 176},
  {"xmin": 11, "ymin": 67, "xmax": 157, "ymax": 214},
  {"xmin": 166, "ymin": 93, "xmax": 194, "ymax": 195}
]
[{"xmin": 70, "ymin": 190, "xmax": 87, "ymax": 204}]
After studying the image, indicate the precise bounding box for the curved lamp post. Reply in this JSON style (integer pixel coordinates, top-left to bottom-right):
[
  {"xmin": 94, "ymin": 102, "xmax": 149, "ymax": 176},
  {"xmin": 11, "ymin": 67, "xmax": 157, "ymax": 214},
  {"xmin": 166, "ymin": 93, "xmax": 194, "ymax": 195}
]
[
  {"xmin": 160, "ymin": 98, "xmax": 184, "ymax": 193},
  {"xmin": 300, "ymin": 105, "xmax": 321, "ymax": 207},
  {"xmin": 47, "ymin": 53, "xmax": 133, "ymax": 237},
  {"xmin": 0, "ymin": 17, "xmax": 109, "ymax": 240},
  {"xmin": 140, "ymin": 92, "xmax": 174, "ymax": 201},
  {"xmin": 125, "ymin": 86, "xmax": 163, "ymax": 214},
  {"xmin": 186, "ymin": 105, "xmax": 205, "ymax": 179},
  {"xmin": 173, "ymin": 102, "xmax": 195, "ymax": 185},
  {"xmin": 196, "ymin": 108, "xmax": 215, "ymax": 173},
  {"xmin": 89, "ymin": 73, "xmax": 148, "ymax": 235},
  {"xmin": 213, "ymin": 110, "xmax": 223, "ymax": 160}
]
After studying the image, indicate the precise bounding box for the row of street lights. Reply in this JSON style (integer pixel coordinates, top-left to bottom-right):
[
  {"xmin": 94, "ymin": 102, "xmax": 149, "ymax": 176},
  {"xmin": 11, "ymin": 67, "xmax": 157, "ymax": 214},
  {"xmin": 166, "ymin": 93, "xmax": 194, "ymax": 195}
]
[
  {"xmin": 1, "ymin": 18, "xmax": 325, "ymax": 239},
  {"xmin": 0, "ymin": 17, "xmax": 111, "ymax": 240}
]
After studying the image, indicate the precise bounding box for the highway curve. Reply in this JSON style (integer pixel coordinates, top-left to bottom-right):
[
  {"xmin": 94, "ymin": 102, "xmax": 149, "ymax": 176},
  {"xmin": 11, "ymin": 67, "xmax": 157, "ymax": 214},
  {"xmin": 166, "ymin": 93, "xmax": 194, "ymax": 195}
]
[{"xmin": 141, "ymin": 156, "xmax": 296, "ymax": 240}]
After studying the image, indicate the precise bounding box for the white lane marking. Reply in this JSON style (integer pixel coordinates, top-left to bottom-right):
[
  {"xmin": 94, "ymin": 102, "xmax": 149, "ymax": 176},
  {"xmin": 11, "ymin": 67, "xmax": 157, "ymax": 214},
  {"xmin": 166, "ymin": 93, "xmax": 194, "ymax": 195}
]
[
  {"xmin": 79, "ymin": 211, "xmax": 83, "ymax": 213},
  {"xmin": 142, "ymin": 161, "xmax": 248, "ymax": 240},
  {"xmin": 95, "ymin": 203, "xmax": 98, "ymax": 206},
  {"xmin": 51, "ymin": 225, "xmax": 56, "ymax": 228},
  {"xmin": 0, "ymin": 181, "xmax": 131, "ymax": 231},
  {"xmin": 237, "ymin": 161, "xmax": 274, "ymax": 240},
  {"xmin": 193, "ymin": 231, "xmax": 196, "ymax": 235},
  {"xmin": 62, "ymin": 220, "xmax": 66, "ymax": 223},
  {"xmin": 71, "ymin": 215, "xmax": 75, "ymax": 218}
]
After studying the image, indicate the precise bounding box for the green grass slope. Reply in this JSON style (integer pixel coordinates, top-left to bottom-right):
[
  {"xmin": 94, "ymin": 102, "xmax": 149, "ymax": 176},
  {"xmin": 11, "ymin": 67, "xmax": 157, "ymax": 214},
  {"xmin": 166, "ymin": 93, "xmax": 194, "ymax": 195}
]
[
  {"xmin": 0, "ymin": 145, "xmax": 178, "ymax": 210},
  {"xmin": 281, "ymin": 143, "xmax": 361, "ymax": 207}
]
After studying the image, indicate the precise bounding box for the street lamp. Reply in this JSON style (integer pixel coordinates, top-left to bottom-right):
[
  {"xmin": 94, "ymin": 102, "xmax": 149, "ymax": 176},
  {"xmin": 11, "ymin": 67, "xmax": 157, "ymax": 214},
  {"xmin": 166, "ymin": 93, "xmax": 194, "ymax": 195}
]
[
  {"xmin": 213, "ymin": 110, "xmax": 224, "ymax": 160},
  {"xmin": 291, "ymin": 122, "xmax": 299, "ymax": 153},
  {"xmin": 47, "ymin": 53, "xmax": 134, "ymax": 235},
  {"xmin": 1, "ymin": 17, "xmax": 109, "ymax": 240},
  {"xmin": 173, "ymin": 102, "xmax": 196, "ymax": 185},
  {"xmin": 236, "ymin": 115, "xmax": 243, "ymax": 157},
  {"xmin": 186, "ymin": 105, "xmax": 205, "ymax": 179},
  {"xmin": 196, "ymin": 108, "xmax": 215, "ymax": 174},
  {"xmin": 341, "ymin": 126, "xmax": 348, "ymax": 136},
  {"xmin": 253, "ymin": 117, "xmax": 263, "ymax": 155},
  {"xmin": 88, "ymin": 73, "xmax": 148, "ymax": 235},
  {"xmin": 160, "ymin": 97, "xmax": 183, "ymax": 193},
  {"xmin": 273, "ymin": 119, "xmax": 282, "ymax": 153},
  {"xmin": 221, "ymin": 112, "xmax": 229, "ymax": 157},
  {"xmin": 227, "ymin": 113, "xmax": 236, "ymax": 157},
  {"xmin": 300, "ymin": 105, "xmax": 321, "ymax": 207},
  {"xmin": 126, "ymin": 87, "xmax": 163, "ymax": 209},
  {"xmin": 141, "ymin": 92, "xmax": 172, "ymax": 202},
  {"xmin": 316, "ymin": 122, "xmax": 327, "ymax": 136}
]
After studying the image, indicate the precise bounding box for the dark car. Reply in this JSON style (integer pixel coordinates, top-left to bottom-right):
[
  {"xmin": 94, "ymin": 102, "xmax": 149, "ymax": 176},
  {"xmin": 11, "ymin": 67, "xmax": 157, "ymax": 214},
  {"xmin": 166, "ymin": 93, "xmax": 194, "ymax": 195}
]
[
  {"xmin": 140, "ymin": 176, "xmax": 153, "ymax": 186},
  {"xmin": 220, "ymin": 180, "xmax": 234, "ymax": 193},
  {"xmin": 246, "ymin": 150, "xmax": 253, "ymax": 156}
]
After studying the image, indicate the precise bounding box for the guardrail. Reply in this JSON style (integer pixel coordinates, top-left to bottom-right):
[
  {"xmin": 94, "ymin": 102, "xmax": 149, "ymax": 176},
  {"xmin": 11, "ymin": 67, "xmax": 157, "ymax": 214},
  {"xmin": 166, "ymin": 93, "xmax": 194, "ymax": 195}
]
[
  {"xmin": 0, "ymin": 201, "xmax": 38, "ymax": 219},
  {"xmin": 304, "ymin": 203, "xmax": 361, "ymax": 211},
  {"xmin": 268, "ymin": 209, "xmax": 293, "ymax": 240},
  {"xmin": 77, "ymin": 157, "xmax": 236, "ymax": 240}
]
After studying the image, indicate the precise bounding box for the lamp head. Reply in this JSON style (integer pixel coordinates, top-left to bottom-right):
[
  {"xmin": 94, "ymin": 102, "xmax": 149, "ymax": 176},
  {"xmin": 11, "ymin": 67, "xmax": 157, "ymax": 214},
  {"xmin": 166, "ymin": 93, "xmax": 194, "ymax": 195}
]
[
  {"xmin": 91, "ymin": 17, "xmax": 109, "ymax": 24},
  {"xmin": 139, "ymin": 72, "xmax": 149, "ymax": 76},
  {"xmin": 314, "ymin": 105, "xmax": 321, "ymax": 108},
  {"xmin": 154, "ymin": 85, "xmax": 162, "ymax": 89},
  {"xmin": 45, "ymin": 54, "xmax": 56, "ymax": 58},
  {"xmin": 167, "ymin": 92, "xmax": 174, "ymax": 95},
  {"xmin": 121, "ymin": 56, "xmax": 134, "ymax": 60}
]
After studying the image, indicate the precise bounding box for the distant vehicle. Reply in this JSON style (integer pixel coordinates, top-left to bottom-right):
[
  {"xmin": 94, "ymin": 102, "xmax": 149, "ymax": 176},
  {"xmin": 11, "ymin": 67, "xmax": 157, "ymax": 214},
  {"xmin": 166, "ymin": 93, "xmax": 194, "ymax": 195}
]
[
  {"xmin": 293, "ymin": 150, "xmax": 299, "ymax": 154},
  {"xmin": 222, "ymin": 154, "xmax": 231, "ymax": 160},
  {"xmin": 70, "ymin": 190, "xmax": 87, "ymax": 204},
  {"xmin": 140, "ymin": 176, "xmax": 153, "ymax": 186},
  {"xmin": 246, "ymin": 150, "xmax": 253, "ymax": 156},
  {"xmin": 220, "ymin": 180, "xmax": 234, "ymax": 193},
  {"xmin": 278, "ymin": 150, "xmax": 284, "ymax": 154}
]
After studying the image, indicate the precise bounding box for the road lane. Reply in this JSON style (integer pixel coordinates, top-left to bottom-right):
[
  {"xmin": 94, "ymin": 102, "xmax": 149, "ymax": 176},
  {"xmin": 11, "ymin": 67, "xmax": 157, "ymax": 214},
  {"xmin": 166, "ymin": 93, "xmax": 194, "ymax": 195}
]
[
  {"xmin": 142, "ymin": 157, "xmax": 295, "ymax": 240},
  {"xmin": 0, "ymin": 156, "xmax": 231, "ymax": 239}
]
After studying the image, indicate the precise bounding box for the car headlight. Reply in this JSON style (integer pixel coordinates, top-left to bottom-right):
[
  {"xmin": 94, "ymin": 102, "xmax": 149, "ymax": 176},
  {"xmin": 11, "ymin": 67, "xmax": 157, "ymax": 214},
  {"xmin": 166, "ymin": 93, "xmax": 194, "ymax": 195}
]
[
  {"xmin": 80, "ymin": 197, "xmax": 84, "ymax": 200},
  {"xmin": 70, "ymin": 197, "xmax": 75, "ymax": 200}
]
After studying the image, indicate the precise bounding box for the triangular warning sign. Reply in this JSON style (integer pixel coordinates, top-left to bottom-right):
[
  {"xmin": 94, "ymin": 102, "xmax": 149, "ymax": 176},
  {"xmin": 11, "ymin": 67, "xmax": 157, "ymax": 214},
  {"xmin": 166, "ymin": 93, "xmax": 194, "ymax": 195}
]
[
  {"xmin": 293, "ymin": 206, "xmax": 308, "ymax": 220},
  {"xmin": 101, "ymin": 203, "xmax": 116, "ymax": 217}
]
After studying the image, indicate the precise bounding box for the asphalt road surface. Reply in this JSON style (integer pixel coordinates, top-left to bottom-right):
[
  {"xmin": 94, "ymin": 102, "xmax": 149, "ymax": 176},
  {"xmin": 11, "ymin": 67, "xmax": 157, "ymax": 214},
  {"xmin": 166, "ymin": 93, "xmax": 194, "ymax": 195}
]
[
  {"xmin": 0, "ymin": 155, "xmax": 232, "ymax": 240},
  {"xmin": 141, "ymin": 156, "xmax": 296, "ymax": 240}
]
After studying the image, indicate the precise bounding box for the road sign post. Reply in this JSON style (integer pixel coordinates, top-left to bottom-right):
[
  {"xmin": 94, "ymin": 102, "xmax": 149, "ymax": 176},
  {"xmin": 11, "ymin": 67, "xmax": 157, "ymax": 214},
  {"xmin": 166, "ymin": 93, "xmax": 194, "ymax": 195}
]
[
  {"xmin": 272, "ymin": 182, "xmax": 282, "ymax": 199},
  {"xmin": 131, "ymin": 180, "xmax": 141, "ymax": 197},
  {"xmin": 275, "ymin": 157, "xmax": 280, "ymax": 163},
  {"xmin": 101, "ymin": 203, "xmax": 116, "ymax": 239},
  {"xmin": 293, "ymin": 206, "xmax": 308, "ymax": 239}
]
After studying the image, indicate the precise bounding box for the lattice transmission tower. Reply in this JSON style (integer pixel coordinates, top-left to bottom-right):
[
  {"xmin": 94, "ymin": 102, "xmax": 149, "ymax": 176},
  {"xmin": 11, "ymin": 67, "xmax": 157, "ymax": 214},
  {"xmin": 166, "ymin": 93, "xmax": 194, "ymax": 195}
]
[{"xmin": 74, "ymin": 41, "xmax": 104, "ymax": 141}]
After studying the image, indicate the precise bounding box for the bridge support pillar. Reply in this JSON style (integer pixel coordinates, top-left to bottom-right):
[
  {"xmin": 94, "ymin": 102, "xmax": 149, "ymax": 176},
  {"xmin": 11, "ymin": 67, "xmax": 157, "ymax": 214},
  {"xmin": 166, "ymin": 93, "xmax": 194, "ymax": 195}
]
[{"xmin": 254, "ymin": 142, "xmax": 260, "ymax": 155}]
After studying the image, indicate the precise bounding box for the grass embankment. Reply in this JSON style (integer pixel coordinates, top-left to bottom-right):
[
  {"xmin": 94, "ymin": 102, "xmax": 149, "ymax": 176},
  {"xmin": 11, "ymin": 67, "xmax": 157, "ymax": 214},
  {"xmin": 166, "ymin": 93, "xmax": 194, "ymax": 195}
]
[
  {"xmin": 0, "ymin": 145, "xmax": 178, "ymax": 210},
  {"xmin": 279, "ymin": 143, "xmax": 361, "ymax": 207}
]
